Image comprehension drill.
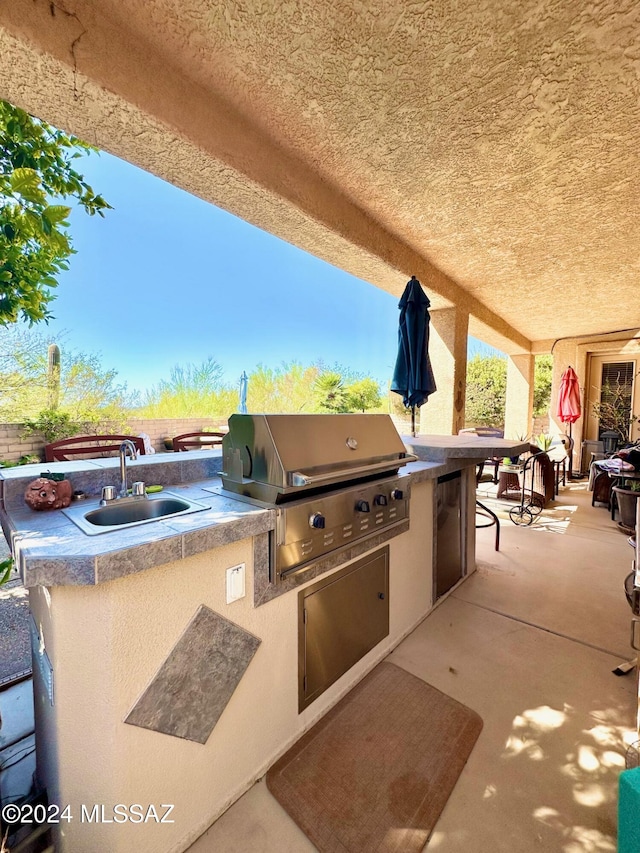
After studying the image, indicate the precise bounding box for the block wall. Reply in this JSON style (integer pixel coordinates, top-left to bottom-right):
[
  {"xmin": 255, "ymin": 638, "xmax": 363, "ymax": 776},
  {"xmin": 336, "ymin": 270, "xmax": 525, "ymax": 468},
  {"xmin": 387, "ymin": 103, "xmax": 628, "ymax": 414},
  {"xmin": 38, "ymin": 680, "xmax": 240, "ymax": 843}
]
[{"xmin": 0, "ymin": 418, "xmax": 227, "ymax": 462}]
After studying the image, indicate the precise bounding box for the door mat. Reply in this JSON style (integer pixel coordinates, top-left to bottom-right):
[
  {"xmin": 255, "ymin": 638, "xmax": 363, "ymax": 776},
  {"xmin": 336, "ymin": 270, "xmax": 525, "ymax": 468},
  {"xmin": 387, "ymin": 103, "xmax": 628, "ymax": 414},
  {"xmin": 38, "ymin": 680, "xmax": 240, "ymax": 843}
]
[{"xmin": 266, "ymin": 662, "xmax": 483, "ymax": 853}]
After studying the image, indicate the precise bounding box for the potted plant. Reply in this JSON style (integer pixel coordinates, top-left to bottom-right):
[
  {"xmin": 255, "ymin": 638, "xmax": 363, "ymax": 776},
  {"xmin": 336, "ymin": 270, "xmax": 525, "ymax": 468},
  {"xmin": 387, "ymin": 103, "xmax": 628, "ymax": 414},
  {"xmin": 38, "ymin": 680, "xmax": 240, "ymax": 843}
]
[
  {"xmin": 591, "ymin": 377, "xmax": 638, "ymax": 448},
  {"xmin": 533, "ymin": 432, "xmax": 553, "ymax": 452},
  {"xmin": 504, "ymin": 433, "xmax": 528, "ymax": 465},
  {"xmin": 612, "ymin": 478, "xmax": 640, "ymax": 532}
]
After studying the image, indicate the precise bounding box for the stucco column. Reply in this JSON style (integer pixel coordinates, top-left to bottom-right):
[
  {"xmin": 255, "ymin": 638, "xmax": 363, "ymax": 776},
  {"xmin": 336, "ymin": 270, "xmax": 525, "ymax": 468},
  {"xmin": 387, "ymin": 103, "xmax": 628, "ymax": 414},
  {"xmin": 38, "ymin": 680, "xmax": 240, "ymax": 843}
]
[
  {"xmin": 421, "ymin": 307, "xmax": 469, "ymax": 435},
  {"xmin": 504, "ymin": 354, "xmax": 534, "ymax": 439}
]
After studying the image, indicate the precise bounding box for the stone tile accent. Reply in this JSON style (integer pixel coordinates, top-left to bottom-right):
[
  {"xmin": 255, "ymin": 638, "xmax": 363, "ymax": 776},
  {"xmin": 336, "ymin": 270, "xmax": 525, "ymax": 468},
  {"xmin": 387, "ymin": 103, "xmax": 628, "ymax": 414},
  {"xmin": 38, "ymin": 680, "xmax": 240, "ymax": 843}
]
[
  {"xmin": 252, "ymin": 533, "xmax": 271, "ymax": 599},
  {"xmin": 95, "ymin": 536, "xmax": 183, "ymax": 584},
  {"xmin": 24, "ymin": 556, "xmax": 96, "ymax": 586},
  {"xmin": 177, "ymin": 456, "xmax": 224, "ymax": 483},
  {"xmin": 125, "ymin": 605, "xmax": 261, "ymax": 744},
  {"xmin": 179, "ymin": 507, "xmax": 275, "ymax": 559}
]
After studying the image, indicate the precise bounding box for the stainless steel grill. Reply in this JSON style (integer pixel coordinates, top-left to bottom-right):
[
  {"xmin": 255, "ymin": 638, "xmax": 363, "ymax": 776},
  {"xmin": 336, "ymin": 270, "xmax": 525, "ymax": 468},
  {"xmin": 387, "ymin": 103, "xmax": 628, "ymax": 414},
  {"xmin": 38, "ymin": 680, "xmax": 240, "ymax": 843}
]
[{"xmin": 220, "ymin": 414, "xmax": 416, "ymax": 582}]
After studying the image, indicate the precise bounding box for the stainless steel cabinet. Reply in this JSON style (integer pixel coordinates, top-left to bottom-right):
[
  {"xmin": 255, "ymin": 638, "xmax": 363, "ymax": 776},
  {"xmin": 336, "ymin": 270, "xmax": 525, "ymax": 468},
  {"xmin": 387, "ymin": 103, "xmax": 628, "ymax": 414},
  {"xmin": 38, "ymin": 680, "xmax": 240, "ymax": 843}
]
[
  {"xmin": 298, "ymin": 548, "xmax": 389, "ymax": 711},
  {"xmin": 435, "ymin": 471, "xmax": 464, "ymax": 600}
]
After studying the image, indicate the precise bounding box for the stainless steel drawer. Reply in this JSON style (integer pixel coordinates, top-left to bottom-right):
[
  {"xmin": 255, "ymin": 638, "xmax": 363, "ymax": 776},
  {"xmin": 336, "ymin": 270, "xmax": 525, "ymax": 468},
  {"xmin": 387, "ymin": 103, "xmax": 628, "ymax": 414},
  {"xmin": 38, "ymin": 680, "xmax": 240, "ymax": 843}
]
[{"xmin": 298, "ymin": 547, "xmax": 389, "ymax": 712}]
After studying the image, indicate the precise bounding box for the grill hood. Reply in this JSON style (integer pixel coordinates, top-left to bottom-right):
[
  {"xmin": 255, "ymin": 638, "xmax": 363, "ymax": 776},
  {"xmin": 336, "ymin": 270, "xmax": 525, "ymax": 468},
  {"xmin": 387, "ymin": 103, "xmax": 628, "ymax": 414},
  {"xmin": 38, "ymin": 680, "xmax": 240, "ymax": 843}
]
[{"xmin": 221, "ymin": 414, "xmax": 416, "ymax": 504}]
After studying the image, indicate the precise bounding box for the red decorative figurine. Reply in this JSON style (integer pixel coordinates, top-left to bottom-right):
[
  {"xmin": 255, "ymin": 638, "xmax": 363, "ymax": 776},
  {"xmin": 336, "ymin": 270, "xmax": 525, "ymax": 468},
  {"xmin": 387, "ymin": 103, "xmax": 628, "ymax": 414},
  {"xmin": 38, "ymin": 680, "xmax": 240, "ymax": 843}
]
[{"xmin": 24, "ymin": 477, "xmax": 73, "ymax": 511}]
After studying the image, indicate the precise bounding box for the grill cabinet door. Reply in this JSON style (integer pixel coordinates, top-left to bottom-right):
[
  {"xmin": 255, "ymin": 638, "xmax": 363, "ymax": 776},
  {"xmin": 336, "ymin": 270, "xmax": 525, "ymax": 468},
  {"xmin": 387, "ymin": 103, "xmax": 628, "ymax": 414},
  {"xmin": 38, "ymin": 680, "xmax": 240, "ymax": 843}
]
[
  {"xmin": 435, "ymin": 470, "xmax": 463, "ymax": 599},
  {"xmin": 299, "ymin": 548, "xmax": 389, "ymax": 711}
]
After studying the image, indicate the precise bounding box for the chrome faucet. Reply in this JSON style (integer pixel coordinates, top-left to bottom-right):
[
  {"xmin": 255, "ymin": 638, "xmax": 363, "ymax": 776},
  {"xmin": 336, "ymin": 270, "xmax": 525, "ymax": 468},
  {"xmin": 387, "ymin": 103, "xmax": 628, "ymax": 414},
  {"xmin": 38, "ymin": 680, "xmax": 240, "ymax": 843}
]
[{"xmin": 119, "ymin": 440, "xmax": 138, "ymax": 497}]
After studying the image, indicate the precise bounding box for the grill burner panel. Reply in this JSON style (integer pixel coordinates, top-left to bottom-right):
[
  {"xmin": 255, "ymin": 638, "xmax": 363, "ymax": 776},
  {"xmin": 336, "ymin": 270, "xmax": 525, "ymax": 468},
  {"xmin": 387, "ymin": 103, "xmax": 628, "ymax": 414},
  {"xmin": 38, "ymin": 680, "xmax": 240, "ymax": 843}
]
[{"xmin": 274, "ymin": 474, "xmax": 409, "ymax": 582}]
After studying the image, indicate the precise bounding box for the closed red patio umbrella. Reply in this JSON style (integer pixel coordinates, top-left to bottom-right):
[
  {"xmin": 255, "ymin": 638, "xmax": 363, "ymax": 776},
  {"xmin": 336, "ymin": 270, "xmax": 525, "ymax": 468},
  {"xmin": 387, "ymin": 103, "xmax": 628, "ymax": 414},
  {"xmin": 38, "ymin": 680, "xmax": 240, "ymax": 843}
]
[
  {"xmin": 557, "ymin": 365, "xmax": 581, "ymax": 476},
  {"xmin": 557, "ymin": 366, "xmax": 581, "ymax": 424}
]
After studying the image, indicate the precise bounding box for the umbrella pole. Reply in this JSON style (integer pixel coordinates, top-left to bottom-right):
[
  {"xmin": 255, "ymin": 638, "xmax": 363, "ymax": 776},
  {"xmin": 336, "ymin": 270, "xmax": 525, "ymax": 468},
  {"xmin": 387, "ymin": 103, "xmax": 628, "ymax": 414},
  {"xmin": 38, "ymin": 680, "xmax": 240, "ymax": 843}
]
[
  {"xmin": 411, "ymin": 406, "xmax": 416, "ymax": 437},
  {"xmin": 568, "ymin": 422, "xmax": 573, "ymax": 480}
]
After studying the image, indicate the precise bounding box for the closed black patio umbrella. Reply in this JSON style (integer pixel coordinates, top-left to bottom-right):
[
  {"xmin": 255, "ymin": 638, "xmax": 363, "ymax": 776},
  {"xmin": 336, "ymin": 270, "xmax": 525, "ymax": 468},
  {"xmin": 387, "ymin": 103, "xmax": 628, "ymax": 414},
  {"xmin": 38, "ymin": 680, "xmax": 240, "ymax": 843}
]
[{"xmin": 390, "ymin": 275, "xmax": 437, "ymax": 436}]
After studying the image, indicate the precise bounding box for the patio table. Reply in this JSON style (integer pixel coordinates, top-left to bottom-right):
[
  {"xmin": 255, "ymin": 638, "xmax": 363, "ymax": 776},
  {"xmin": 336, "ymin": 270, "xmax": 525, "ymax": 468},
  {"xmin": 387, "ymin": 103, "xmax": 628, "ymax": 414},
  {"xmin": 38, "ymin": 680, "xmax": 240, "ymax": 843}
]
[{"xmin": 496, "ymin": 463, "xmax": 524, "ymax": 500}]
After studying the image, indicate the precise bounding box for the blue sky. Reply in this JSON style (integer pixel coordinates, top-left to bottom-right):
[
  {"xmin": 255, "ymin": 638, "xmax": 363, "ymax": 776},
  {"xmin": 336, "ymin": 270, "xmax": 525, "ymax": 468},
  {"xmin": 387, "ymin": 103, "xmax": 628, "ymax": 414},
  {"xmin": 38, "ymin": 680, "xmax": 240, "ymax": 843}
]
[{"xmin": 44, "ymin": 149, "xmax": 495, "ymax": 395}]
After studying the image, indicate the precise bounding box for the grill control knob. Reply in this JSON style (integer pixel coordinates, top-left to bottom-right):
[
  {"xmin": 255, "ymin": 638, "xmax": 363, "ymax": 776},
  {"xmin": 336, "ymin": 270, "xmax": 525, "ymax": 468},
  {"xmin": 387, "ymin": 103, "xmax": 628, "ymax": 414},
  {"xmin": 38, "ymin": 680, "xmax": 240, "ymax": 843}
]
[
  {"xmin": 374, "ymin": 494, "xmax": 388, "ymax": 507},
  {"xmin": 309, "ymin": 512, "xmax": 326, "ymax": 530},
  {"xmin": 356, "ymin": 500, "xmax": 371, "ymax": 513},
  {"xmin": 390, "ymin": 489, "xmax": 404, "ymax": 501}
]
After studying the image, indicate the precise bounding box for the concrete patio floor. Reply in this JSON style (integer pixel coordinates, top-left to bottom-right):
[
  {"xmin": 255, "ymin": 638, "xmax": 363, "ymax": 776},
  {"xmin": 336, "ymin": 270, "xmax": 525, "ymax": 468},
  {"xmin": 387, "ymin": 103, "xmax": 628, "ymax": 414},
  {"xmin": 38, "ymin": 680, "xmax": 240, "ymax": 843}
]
[{"xmin": 189, "ymin": 481, "xmax": 637, "ymax": 853}]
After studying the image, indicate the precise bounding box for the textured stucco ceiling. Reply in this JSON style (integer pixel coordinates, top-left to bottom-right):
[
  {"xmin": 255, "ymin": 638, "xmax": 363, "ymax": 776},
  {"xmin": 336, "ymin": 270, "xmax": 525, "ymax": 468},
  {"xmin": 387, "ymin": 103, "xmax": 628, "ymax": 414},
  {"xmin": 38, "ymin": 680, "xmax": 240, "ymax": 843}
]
[{"xmin": 1, "ymin": 0, "xmax": 639, "ymax": 351}]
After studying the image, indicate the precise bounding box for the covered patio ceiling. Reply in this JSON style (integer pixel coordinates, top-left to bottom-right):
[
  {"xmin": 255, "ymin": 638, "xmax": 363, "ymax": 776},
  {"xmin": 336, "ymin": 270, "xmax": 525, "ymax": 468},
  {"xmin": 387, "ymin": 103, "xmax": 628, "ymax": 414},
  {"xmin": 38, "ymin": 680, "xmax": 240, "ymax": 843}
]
[{"xmin": 1, "ymin": 0, "xmax": 639, "ymax": 354}]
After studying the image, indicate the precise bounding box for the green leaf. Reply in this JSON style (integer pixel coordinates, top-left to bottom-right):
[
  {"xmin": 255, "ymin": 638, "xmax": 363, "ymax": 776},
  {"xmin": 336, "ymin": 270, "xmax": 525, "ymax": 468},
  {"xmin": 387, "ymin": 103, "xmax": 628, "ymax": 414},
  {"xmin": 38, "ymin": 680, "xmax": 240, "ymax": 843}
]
[
  {"xmin": 24, "ymin": 208, "xmax": 45, "ymax": 235},
  {"xmin": 9, "ymin": 167, "xmax": 45, "ymax": 204},
  {"xmin": 0, "ymin": 558, "xmax": 13, "ymax": 586},
  {"xmin": 46, "ymin": 229, "xmax": 71, "ymax": 253},
  {"xmin": 43, "ymin": 205, "xmax": 72, "ymax": 226}
]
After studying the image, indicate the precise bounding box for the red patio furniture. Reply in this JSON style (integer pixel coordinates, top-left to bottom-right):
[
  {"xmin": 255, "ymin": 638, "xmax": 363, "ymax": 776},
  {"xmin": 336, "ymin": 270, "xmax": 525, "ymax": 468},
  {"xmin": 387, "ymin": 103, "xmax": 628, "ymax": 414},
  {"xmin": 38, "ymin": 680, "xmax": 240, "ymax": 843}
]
[
  {"xmin": 44, "ymin": 434, "xmax": 147, "ymax": 462},
  {"xmin": 172, "ymin": 431, "xmax": 225, "ymax": 452}
]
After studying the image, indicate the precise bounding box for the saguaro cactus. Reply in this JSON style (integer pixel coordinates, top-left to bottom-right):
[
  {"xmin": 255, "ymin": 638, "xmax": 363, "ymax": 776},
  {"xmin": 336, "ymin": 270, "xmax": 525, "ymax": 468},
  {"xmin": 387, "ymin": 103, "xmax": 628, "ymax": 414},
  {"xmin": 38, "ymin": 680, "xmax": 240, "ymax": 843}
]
[{"xmin": 47, "ymin": 343, "xmax": 61, "ymax": 410}]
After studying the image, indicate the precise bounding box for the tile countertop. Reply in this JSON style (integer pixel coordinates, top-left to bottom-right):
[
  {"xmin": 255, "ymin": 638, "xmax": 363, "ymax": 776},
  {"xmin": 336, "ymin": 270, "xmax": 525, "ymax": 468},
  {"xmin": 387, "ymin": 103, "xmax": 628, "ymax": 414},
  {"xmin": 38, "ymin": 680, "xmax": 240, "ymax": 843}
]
[
  {"xmin": 5, "ymin": 478, "xmax": 275, "ymax": 588},
  {"xmin": 0, "ymin": 450, "xmax": 273, "ymax": 588},
  {"xmin": 402, "ymin": 434, "xmax": 530, "ymax": 462},
  {"xmin": 0, "ymin": 437, "xmax": 526, "ymax": 588}
]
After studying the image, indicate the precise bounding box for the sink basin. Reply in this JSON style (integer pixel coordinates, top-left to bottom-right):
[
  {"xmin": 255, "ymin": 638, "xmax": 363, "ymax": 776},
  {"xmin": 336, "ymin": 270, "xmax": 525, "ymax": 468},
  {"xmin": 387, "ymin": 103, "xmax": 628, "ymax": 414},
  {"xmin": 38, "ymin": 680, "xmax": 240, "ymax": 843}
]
[
  {"xmin": 63, "ymin": 492, "xmax": 208, "ymax": 535},
  {"xmin": 85, "ymin": 497, "xmax": 194, "ymax": 527}
]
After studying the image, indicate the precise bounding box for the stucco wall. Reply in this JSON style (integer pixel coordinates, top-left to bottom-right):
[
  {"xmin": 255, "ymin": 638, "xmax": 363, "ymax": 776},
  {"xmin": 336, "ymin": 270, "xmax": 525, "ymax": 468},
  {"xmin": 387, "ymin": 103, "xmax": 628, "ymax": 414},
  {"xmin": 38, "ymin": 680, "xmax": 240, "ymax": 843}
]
[{"xmin": 0, "ymin": 0, "xmax": 534, "ymax": 360}]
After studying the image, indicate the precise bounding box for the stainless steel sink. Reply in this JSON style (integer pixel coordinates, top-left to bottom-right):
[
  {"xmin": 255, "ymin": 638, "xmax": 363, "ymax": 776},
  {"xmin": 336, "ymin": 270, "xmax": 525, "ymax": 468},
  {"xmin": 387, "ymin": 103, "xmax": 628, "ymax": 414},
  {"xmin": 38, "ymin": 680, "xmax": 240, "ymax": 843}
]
[{"xmin": 63, "ymin": 492, "xmax": 208, "ymax": 535}]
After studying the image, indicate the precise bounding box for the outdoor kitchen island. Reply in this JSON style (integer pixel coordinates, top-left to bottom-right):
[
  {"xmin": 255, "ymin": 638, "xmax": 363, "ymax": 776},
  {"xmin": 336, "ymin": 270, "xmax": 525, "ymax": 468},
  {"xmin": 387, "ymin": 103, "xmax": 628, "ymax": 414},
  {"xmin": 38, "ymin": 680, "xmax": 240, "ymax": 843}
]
[{"xmin": 1, "ymin": 428, "xmax": 526, "ymax": 853}]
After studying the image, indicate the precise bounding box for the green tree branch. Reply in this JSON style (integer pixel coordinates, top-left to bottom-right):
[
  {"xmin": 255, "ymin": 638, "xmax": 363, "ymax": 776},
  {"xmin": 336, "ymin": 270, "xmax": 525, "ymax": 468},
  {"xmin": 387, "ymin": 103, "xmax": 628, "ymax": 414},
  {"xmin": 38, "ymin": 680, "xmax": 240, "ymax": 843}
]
[{"xmin": 0, "ymin": 99, "xmax": 111, "ymax": 325}]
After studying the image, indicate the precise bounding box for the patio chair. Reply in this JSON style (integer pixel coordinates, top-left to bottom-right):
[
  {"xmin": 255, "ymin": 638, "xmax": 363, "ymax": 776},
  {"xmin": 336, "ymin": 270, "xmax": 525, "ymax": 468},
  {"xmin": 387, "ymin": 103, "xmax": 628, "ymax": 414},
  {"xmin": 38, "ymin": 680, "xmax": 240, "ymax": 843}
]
[
  {"xmin": 530, "ymin": 450, "xmax": 556, "ymax": 507},
  {"xmin": 44, "ymin": 434, "xmax": 147, "ymax": 462},
  {"xmin": 548, "ymin": 436, "xmax": 574, "ymax": 495},
  {"xmin": 172, "ymin": 431, "xmax": 225, "ymax": 452},
  {"xmin": 497, "ymin": 446, "xmax": 555, "ymax": 508},
  {"xmin": 591, "ymin": 469, "xmax": 613, "ymax": 508}
]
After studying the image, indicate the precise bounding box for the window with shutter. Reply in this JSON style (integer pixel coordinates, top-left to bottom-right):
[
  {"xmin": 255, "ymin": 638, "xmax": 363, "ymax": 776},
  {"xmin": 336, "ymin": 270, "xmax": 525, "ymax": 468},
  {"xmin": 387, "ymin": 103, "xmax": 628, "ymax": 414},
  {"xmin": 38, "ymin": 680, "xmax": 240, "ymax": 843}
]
[{"xmin": 598, "ymin": 361, "xmax": 634, "ymax": 441}]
